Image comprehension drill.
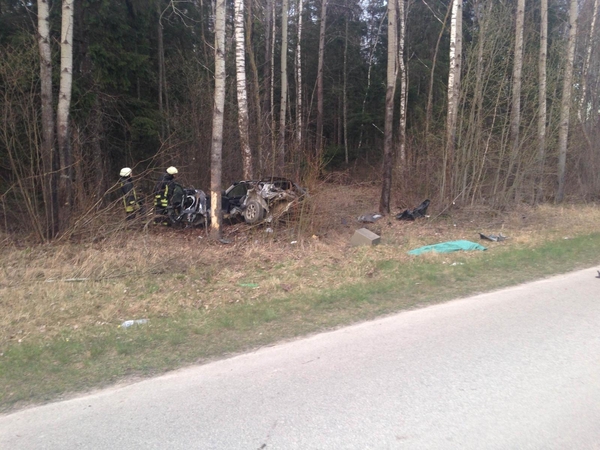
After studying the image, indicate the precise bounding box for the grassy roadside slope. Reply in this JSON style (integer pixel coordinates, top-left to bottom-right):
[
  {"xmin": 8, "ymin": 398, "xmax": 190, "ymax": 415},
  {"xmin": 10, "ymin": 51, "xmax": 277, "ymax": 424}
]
[{"xmin": 2, "ymin": 194, "xmax": 600, "ymax": 412}]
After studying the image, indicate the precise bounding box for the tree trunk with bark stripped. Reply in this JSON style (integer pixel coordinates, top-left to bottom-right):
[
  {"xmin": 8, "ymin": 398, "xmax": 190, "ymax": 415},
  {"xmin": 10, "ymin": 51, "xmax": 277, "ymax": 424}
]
[{"xmin": 211, "ymin": 0, "xmax": 226, "ymax": 238}]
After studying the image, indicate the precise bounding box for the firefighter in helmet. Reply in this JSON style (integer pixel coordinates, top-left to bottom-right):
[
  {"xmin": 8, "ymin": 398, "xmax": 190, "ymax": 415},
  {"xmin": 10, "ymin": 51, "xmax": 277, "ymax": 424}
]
[
  {"xmin": 119, "ymin": 167, "xmax": 140, "ymax": 219},
  {"xmin": 153, "ymin": 166, "xmax": 183, "ymax": 224}
]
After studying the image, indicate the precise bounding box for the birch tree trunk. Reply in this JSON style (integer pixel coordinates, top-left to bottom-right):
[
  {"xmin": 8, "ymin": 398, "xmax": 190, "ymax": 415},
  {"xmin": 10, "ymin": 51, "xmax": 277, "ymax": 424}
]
[
  {"xmin": 57, "ymin": 0, "xmax": 74, "ymax": 226},
  {"xmin": 234, "ymin": 0, "xmax": 254, "ymax": 179},
  {"xmin": 579, "ymin": 0, "xmax": 598, "ymax": 119},
  {"xmin": 277, "ymin": 0, "xmax": 289, "ymax": 173},
  {"xmin": 443, "ymin": 0, "xmax": 462, "ymax": 199},
  {"xmin": 397, "ymin": 0, "xmax": 407, "ymax": 164},
  {"xmin": 379, "ymin": 0, "xmax": 397, "ymax": 214},
  {"xmin": 295, "ymin": 0, "xmax": 304, "ymax": 157},
  {"xmin": 37, "ymin": 0, "xmax": 58, "ymax": 239},
  {"xmin": 211, "ymin": 0, "xmax": 226, "ymax": 238},
  {"xmin": 536, "ymin": 0, "xmax": 548, "ymax": 203},
  {"xmin": 508, "ymin": 0, "xmax": 525, "ymax": 195},
  {"xmin": 316, "ymin": 0, "xmax": 327, "ymax": 163},
  {"xmin": 556, "ymin": 0, "xmax": 579, "ymax": 203}
]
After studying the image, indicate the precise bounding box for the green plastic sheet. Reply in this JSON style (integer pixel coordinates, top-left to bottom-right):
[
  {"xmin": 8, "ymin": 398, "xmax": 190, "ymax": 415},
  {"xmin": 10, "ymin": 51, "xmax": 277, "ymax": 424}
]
[{"xmin": 408, "ymin": 240, "xmax": 487, "ymax": 255}]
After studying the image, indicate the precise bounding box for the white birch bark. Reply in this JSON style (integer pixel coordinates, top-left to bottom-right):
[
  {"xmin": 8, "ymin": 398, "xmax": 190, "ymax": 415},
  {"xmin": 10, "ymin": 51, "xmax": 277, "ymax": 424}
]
[
  {"xmin": 57, "ymin": 0, "xmax": 74, "ymax": 212},
  {"xmin": 278, "ymin": 0, "xmax": 289, "ymax": 173},
  {"xmin": 57, "ymin": 0, "xmax": 74, "ymax": 177},
  {"xmin": 37, "ymin": 0, "xmax": 58, "ymax": 238},
  {"xmin": 536, "ymin": 0, "xmax": 548, "ymax": 202},
  {"xmin": 296, "ymin": 0, "xmax": 304, "ymax": 160},
  {"xmin": 398, "ymin": 0, "xmax": 407, "ymax": 164},
  {"xmin": 234, "ymin": 0, "xmax": 253, "ymax": 179},
  {"xmin": 579, "ymin": 0, "xmax": 598, "ymax": 121},
  {"xmin": 443, "ymin": 0, "xmax": 462, "ymax": 199},
  {"xmin": 295, "ymin": 0, "xmax": 304, "ymax": 154},
  {"xmin": 556, "ymin": 0, "xmax": 579, "ymax": 202},
  {"xmin": 38, "ymin": 0, "xmax": 53, "ymax": 159},
  {"xmin": 211, "ymin": 0, "xmax": 226, "ymax": 238}
]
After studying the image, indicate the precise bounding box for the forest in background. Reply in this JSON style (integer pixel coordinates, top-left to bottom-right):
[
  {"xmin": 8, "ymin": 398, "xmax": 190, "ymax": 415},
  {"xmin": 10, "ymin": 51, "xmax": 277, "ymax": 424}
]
[{"xmin": 0, "ymin": 0, "xmax": 599, "ymax": 242}]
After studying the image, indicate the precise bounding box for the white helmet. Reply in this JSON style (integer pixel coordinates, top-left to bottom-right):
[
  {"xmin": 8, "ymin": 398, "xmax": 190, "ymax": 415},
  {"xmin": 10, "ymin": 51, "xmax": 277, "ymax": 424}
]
[
  {"xmin": 120, "ymin": 167, "xmax": 132, "ymax": 177},
  {"xmin": 166, "ymin": 166, "xmax": 178, "ymax": 175}
]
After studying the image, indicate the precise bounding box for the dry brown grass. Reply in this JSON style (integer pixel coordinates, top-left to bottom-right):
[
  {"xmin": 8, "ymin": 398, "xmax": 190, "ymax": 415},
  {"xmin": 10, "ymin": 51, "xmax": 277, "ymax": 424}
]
[{"xmin": 2, "ymin": 182, "xmax": 600, "ymax": 348}]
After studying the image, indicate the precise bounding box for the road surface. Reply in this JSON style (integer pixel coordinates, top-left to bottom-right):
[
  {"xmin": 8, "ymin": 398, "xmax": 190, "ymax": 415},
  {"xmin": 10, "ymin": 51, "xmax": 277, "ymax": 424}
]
[{"xmin": 2, "ymin": 267, "xmax": 600, "ymax": 449}]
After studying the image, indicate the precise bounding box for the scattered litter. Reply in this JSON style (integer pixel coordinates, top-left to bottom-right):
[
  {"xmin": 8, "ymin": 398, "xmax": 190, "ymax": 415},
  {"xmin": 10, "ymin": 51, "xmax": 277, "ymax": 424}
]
[
  {"xmin": 479, "ymin": 233, "xmax": 507, "ymax": 242},
  {"xmin": 396, "ymin": 199, "xmax": 430, "ymax": 221},
  {"xmin": 358, "ymin": 213, "xmax": 383, "ymax": 223},
  {"xmin": 219, "ymin": 238, "xmax": 232, "ymax": 244},
  {"xmin": 291, "ymin": 240, "xmax": 298, "ymax": 244},
  {"xmin": 451, "ymin": 262, "xmax": 464, "ymax": 266},
  {"xmin": 45, "ymin": 277, "xmax": 90, "ymax": 283},
  {"xmin": 238, "ymin": 283, "xmax": 259, "ymax": 288},
  {"xmin": 120, "ymin": 319, "xmax": 148, "ymax": 328},
  {"xmin": 265, "ymin": 227, "xmax": 273, "ymax": 233},
  {"xmin": 408, "ymin": 240, "xmax": 487, "ymax": 255}
]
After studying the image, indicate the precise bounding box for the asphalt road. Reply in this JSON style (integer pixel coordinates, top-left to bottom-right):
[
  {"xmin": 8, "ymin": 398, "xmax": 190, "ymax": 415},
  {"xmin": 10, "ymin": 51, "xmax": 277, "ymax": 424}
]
[{"xmin": 2, "ymin": 267, "xmax": 600, "ymax": 449}]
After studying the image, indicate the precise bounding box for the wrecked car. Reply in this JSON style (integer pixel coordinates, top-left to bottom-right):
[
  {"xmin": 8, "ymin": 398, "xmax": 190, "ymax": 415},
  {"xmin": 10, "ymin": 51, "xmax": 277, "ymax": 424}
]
[
  {"xmin": 219, "ymin": 177, "xmax": 307, "ymax": 224},
  {"xmin": 163, "ymin": 187, "xmax": 208, "ymax": 228}
]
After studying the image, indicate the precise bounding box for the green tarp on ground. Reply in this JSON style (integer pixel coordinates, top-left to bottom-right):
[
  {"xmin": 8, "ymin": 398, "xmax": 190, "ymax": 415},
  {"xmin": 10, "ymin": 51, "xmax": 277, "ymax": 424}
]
[{"xmin": 408, "ymin": 240, "xmax": 487, "ymax": 255}]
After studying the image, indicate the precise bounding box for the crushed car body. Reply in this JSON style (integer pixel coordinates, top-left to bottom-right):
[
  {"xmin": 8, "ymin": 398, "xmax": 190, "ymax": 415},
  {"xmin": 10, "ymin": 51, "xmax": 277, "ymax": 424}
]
[
  {"xmin": 162, "ymin": 187, "xmax": 208, "ymax": 228},
  {"xmin": 220, "ymin": 177, "xmax": 307, "ymax": 224}
]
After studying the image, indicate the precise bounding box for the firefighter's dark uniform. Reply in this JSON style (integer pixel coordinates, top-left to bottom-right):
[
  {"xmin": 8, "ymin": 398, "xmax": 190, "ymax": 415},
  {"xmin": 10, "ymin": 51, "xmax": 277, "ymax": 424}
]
[
  {"xmin": 120, "ymin": 176, "xmax": 140, "ymax": 219},
  {"xmin": 154, "ymin": 172, "xmax": 183, "ymax": 224}
]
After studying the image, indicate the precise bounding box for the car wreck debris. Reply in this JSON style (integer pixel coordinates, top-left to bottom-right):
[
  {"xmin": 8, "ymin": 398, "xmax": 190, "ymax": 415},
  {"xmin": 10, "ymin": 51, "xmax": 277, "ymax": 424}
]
[
  {"xmin": 396, "ymin": 199, "xmax": 430, "ymax": 221},
  {"xmin": 218, "ymin": 177, "xmax": 307, "ymax": 224},
  {"xmin": 350, "ymin": 228, "xmax": 381, "ymax": 247},
  {"xmin": 120, "ymin": 319, "xmax": 148, "ymax": 328},
  {"xmin": 479, "ymin": 233, "xmax": 507, "ymax": 242},
  {"xmin": 358, "ymin": 213, "xmax": 383, "ymax": 223}
]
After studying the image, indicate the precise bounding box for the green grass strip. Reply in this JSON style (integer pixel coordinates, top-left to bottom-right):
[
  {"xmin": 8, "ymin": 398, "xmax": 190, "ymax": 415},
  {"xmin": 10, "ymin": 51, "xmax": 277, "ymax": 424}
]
[{"xmin": 1, "ymin": 233, "xmax": 599, "ymax": 411}]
